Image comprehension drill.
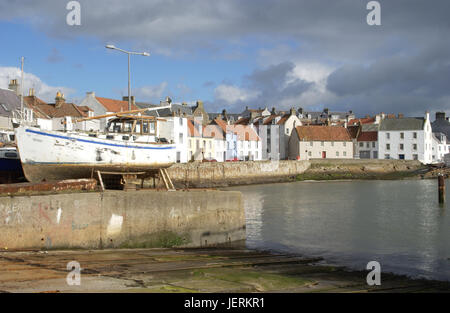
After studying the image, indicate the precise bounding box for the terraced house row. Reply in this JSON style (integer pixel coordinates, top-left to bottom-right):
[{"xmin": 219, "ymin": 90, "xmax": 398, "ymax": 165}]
[{"xmin": 1, "ymin": 80, "xmax": 449, "ymax": 164}]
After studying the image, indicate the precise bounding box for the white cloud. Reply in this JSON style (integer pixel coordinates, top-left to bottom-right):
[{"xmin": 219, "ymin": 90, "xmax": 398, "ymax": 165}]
[
  {"xmin": 133, "ymin": 82, "xmax": 168, "ymax": 101},
  {"xmin": 0, "ymin": 67, "xmax": 75, "ymax": 102},
  {"xmin": 214, "ymin": 84, "xmax": 260, "ymax": 104}
]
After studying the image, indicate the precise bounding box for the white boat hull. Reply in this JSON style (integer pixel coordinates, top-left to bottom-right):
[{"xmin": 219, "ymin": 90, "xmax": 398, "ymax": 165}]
[{"xmin": 15, "ymin": 126, "xmax": 176, "ymax": 182}]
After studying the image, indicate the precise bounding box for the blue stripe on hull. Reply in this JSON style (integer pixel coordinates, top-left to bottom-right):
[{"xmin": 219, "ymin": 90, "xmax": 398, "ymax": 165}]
[{"xmin": 25, "ymin": 129, "xmax": 175, "ymax": 150}]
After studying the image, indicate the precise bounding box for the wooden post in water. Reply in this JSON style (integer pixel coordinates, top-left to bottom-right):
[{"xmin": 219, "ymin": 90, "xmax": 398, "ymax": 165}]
[{"xmin": 438, "ymin": 174, "xmax": 445, "ymax": 204}]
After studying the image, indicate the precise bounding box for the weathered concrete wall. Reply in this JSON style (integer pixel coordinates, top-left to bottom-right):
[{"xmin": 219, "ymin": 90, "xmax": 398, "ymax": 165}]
[
  {"xmin": 298, "ymin": 159, "xmax": 427, "ymax": 180},
  {"xmin": 0, "ymin": 190, "xmax": 245, "ymax": 250},
  {"xmin": 166, "ymin": 159, "xmax": 427, "ymax": 187},
  {"xmin": 167, "ymin": 160, "xmax": 311, "ymax": 188}
]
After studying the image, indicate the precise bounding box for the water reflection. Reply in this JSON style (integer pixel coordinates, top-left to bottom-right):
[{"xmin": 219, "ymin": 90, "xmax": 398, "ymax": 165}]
[{"xmin": 228, "ymin": 180, "xmax": 450, "ymax": 281}]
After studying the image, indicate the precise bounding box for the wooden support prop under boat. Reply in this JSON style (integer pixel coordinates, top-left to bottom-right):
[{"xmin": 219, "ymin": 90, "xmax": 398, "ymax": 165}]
[{"xmin": 95, "ymin": 169, "xmax": 175, "ymax": 191}]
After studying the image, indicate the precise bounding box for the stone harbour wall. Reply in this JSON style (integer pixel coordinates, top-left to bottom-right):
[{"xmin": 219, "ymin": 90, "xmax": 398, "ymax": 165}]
[{"xmin": 0, "ymin": 190, "xmax": 245, "ymax": 250}]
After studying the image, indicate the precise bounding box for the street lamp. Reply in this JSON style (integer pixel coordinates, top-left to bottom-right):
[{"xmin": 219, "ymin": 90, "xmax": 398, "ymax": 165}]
[{"xmin": 105, "ymin": 45, "xmax": 150, "ymax": 111}]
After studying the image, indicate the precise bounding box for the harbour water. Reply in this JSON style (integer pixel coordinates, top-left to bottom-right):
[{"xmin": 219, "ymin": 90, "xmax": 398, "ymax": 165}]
[{"xmin": 227, "ymin": 179, "xmax": 450, "ymax": 281}]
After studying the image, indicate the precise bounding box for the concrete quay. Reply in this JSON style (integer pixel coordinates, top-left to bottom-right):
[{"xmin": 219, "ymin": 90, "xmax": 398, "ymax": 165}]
[
  {"xmin": 0, "ymin": 189, "xmax": 245, "ymax": 250},
  {"xmin": 0, "ymin": 247, "xmax": 449, "ymax": 293}
]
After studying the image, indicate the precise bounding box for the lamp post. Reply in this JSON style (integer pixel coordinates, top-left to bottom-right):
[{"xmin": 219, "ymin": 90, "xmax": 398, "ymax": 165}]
[{"xmin": 105, "ymin": 45, "xmax": 150, "ymax": 111}]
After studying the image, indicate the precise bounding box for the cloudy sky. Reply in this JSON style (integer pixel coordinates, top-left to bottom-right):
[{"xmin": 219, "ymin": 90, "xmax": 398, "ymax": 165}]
[{"xmin": 0, "ymin": 0, "xmax": 449, "ymax": 117}]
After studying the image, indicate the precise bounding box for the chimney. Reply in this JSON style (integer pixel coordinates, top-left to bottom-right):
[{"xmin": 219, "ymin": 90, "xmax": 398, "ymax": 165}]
[
  {"xmin": 55, "ymin": 91, "xmax": 65, "ymax": 108},
  {"xmin": 298, "ymin": 107, "xmax": 303, "ymax": 115},
  {"xmin": 8, "ymin": 79, "xmax": 20, "ymax": 96},
  {"xmin": 375, "ymin": 114, "xmax": 381, "ymax": 124},
  {"xmin": 196, "ymin": 100, "xmax": 204, "ymax": 109},
  {"xmin": 436, "ymin": 112, "xmax": 446, "ymax": 120},
  {"xmin": 165, "ymin": 96, "xmax": 172, "ymax": 104},
  {"xmin": 182, "ymin": 102, "xmax": 187, "ymax": 106},
  {"xmin": 323, "ymin": 108, "xmax": 329, "ymax": 115},
  {"xmin": 290, "ymin": 107, "xmax": 296, "ymax": 116},
  {"xmin": 271, "ymin": 107, "xmax": 276, "ymax": 115},
  {"xmin": 28, "ymin": 88, "xmax": 35, "ymax": 97},
  {"xmin": 86, "ymin": 91, "xmax": 95, "ymax": 97},
  {"xmin": 122, "ymin": 96, "xmax": 136, "ymax": 105}
]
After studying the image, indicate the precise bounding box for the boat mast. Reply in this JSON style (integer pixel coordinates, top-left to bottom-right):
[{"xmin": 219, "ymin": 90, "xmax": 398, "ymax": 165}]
[{"xmin": 20, "ymin": 57, "xmax": 24, "ymax": 116}]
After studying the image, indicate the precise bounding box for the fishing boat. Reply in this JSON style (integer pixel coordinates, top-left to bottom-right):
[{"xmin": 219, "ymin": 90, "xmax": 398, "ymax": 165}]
[{"xmin": 14, "ymin": 110, "xmax": 176, "ymax": 182}]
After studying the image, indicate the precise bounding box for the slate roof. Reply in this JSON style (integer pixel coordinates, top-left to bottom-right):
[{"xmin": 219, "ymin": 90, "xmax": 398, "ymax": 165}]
[
  {"xmin": 0, "ymin": 89, "xmax": 20, "ymax": 117},
  {"xmin": 361, "ymin": 123, "xmax": 379, "ymax": 132},
  {"xmin": 431, "ymin": 116, "xmax": 450, "ymax": 139},
  {"xmin": 295, "ymin": 126, "xmax": 352, "ymax": 142},
  {"xmin": 144, "ymin": 103, "xmax": 194, "ymax": 117},
  {"xmin": 379, "ymin": 118, "xmax": 424, "ymax": 131}
]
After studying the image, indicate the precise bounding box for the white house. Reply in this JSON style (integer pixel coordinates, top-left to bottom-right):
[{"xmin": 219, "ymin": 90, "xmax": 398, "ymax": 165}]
[
  {"xmin": 431, "ymin": 132, "xmax": 448, "ymax": 163},
  {"xmin": 378, "ymin": 112, "xmax": 433, "ymax": 164},
  {"xmin": 158, "ymin": 116, "xmax": 188, "ymax": 163},
  {"xmin": 289, "ymin": 126, "xmax": 353, "ymax": 160}
]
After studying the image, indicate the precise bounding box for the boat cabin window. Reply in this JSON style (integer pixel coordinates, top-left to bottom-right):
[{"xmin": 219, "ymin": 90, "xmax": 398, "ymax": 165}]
[
  {"xmin": 107, "ymin": 118, "xmax": 156, "ymax": 135},
  {"xmin": 5, "ymin": 152, "xmax": 17, "ymax": 158}
]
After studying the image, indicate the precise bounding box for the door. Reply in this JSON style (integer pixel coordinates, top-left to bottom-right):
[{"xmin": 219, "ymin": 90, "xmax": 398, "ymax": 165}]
[
  {"xmin": 360, "ymin": 151, "xmax": 370, "ymax": 159},
  {"xmin": 322, "ymin": 151, "xmax": 326, "ymax": 159}
]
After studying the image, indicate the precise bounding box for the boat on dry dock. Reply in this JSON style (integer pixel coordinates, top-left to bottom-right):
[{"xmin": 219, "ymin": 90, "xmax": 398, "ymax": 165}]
[{"xmin": 14, "ymin": 110, "xmax": 176, "ymax": 182}]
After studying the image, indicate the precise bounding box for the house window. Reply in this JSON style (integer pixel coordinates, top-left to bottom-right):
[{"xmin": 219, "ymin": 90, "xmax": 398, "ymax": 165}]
[
  {"xmin": 286, "ymin": 128, "xmax": 289, "ymax": 134},
  {"xmin": 179, "ymin": 118, "xmax": 183, "ymax": 126},
  {"xmin": 343, "ymin": 142, "xmax": 346, "ymax": 147},
  {"xmin": 413, "ymin": 154, "xmax": 418, "ymax": 160},
  {"xmin": 331, "ymin": 142, "xmax": 334, "ymax": 147},
  {"xmin": 343, "ymin": 151, "xmax": 347, "ymax": 157},
  {"xmin": 399, "ymin": 144, "xmax": 404, "ymax": 150},
  {"xmin": 386, "ymin": 133, "xmax": 390, "ymax": 140},
  {"xmin": 336, "ymin": 151, "xmax": 339, "ymax": 157},
  {"xmin": 196, "ymin": 140, "xmax": 200, "ymax": 149},
  {"xmin": 310, "ymin": 141, "xmax": 313, "ymax": 146},
  {"xmin": 321, "ymin": 142, "xmax": 324, "ymax": 146},
  {"xmin": 359, "ymin": 142, "xmax": 363, "ymax": 147},
  {"xmin": 372, "ymin": 142, "xmax": 375, "ymax": 148},
  {"xmin": 413, "ymin": 132, "xmax": 417, "ymax": 139},
  {"xmin": 179, "ymin": 133, "xmax": 183, "ymax": 144},
  {"xmin": 413, "ymin": 144, "xmax": 417, "ymax": 150},
  {"xmin": 366, "ymin": 142, "xmax": 370, "ymax": 148},
  {"xmin": 386, "ymin": 144, "xmax": 390, "ymax": 150},
  {"xmin": 400, "ymin": 132, "xmax": 404, "ymax": 139},
  {"xmin": 385, "ymin": 154, "xmax": 390, "ymax": 159},
  {"xmin": 308, "ymin": 151, "xmax": 312, "ymax": 157}
]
